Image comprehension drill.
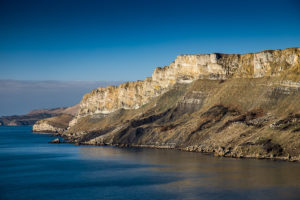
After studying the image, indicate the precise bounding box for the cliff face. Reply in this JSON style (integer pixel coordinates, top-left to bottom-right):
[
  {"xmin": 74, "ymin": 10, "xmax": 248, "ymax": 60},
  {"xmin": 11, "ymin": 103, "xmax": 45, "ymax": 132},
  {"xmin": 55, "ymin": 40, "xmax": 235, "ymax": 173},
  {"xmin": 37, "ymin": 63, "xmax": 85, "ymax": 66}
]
[
  {"xmin": 70, "ymin": 48, "xmax": 300, "ymax": 127},
  {"xmin": 36, "ymin": 47, "xmax": 300, "ymax": 161}
]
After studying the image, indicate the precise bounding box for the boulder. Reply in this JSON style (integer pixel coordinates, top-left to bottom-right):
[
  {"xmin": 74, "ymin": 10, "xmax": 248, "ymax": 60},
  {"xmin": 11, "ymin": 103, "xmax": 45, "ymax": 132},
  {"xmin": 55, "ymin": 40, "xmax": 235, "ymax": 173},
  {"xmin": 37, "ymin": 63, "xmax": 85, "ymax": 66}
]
[{"xmin": 49, "ymin": 138, "xmax": 60, "ymax": 143}]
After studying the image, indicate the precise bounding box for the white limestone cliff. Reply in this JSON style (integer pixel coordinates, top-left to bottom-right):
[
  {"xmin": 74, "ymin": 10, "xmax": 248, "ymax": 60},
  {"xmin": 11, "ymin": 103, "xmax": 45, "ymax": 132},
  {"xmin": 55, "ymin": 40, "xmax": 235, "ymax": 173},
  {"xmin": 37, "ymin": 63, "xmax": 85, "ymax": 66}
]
[{"xmin": 69, "ymin": 48, "xmax": 300, "ymax": 127}]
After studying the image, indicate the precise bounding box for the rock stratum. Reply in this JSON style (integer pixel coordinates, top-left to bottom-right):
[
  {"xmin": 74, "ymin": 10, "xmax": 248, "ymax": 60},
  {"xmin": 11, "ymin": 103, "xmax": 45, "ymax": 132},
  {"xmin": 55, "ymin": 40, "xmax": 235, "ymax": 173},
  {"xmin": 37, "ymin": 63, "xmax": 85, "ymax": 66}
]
[{"xmin": 34, "ymin": 48, "xmax": 300, "ymax": 161}]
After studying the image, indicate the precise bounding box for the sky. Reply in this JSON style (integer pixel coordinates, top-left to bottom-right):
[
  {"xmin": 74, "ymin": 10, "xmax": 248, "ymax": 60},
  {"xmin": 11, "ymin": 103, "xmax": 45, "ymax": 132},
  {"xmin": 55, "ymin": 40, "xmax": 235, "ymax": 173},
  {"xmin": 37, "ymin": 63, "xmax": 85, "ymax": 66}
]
[
  {"xmin": 0, "ymin": 0, "xmax": 300, "ymax": 81},
  {"xmin": 0, "ymin": 0, "xmax": 300, "ymax": 115}
]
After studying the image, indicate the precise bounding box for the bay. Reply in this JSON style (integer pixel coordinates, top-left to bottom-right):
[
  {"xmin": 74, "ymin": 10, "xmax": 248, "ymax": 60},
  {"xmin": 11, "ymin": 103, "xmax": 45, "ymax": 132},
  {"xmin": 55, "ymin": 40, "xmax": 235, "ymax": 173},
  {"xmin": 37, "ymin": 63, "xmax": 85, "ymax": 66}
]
[{"xmin": 1, "ymin": 126, "xmax": 300, "ymax": 200}]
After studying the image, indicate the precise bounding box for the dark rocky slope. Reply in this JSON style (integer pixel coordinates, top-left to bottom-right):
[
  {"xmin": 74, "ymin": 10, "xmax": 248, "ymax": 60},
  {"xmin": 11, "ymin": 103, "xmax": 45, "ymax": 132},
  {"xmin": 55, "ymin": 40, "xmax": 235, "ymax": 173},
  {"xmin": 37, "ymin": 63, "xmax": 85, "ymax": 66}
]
[{"xmin": 62, "ymin": 77, "xmax": 300, "ymax": 161}]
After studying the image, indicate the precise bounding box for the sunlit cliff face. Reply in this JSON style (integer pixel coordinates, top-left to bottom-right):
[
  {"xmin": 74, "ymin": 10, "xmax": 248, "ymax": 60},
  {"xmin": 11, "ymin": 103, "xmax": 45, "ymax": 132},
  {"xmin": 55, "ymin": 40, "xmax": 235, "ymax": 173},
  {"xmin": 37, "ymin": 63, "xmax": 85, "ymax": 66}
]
[{"xmin": 70, "ymin": 48, "xmax": 300, "ymax": 127}]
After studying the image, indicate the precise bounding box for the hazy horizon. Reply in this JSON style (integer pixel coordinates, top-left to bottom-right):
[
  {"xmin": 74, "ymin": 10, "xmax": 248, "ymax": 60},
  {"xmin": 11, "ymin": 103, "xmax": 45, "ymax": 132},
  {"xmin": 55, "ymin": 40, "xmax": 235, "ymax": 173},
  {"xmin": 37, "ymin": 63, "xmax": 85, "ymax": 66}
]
[
  {"xmin": 0, "ymin": 80, "xmax": 123, "ymax": 116},
  {"xmin": 1, "ymin": 0, "xmax": 300, "ymax": 116}
]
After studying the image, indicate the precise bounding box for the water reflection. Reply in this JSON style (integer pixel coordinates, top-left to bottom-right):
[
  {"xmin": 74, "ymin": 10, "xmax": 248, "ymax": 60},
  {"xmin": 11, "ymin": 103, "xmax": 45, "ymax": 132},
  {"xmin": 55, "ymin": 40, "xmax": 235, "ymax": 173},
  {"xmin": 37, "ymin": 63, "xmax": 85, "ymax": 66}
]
[
  {"xmin": 79, "ymin": 146, "xmax": 300, "ymax": 192},
  {"xmin": 2, "ymin": 126, "xmax": 300, "ymax": 200}
]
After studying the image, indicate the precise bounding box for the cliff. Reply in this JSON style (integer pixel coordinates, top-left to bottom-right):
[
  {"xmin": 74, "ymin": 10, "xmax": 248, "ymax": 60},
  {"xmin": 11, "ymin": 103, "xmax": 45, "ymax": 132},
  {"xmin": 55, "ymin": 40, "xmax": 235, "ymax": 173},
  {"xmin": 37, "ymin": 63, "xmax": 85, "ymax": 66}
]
[
  {"xmin": 37, "ymin": 47, "xmax": 300, "ymax": 161},
  {"xmin": 70, "ymin": 48, "xmax": 300, "ymax": 127}
]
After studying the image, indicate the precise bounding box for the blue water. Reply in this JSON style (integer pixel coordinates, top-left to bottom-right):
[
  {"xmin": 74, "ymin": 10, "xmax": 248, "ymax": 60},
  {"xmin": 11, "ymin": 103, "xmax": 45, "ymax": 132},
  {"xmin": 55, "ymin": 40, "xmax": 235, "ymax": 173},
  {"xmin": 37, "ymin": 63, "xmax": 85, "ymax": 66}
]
[{"xmin": 1, "ymin": 126, "xmax": 300, "ymax": 200}]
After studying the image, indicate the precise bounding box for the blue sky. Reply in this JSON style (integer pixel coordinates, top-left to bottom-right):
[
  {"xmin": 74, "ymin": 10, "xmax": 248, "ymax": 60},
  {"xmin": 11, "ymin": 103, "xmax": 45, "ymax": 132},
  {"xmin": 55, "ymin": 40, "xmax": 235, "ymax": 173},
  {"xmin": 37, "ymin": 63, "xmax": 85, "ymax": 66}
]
[
  {"xmin": 0, "ymin": 0, "xmax": 300, "ymax": 115},
  {"xmin": 1, "ymin": 0, "xmax": 300, "ymax": 81}
]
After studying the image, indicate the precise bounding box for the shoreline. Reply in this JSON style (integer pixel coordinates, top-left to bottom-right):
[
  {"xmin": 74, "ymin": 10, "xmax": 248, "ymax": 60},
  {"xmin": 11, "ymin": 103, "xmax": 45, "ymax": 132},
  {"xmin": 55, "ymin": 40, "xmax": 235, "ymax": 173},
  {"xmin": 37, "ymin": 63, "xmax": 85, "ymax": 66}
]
[{"xmin": 35, "ymin": 130, "xmax": 300, "ymax": 163}]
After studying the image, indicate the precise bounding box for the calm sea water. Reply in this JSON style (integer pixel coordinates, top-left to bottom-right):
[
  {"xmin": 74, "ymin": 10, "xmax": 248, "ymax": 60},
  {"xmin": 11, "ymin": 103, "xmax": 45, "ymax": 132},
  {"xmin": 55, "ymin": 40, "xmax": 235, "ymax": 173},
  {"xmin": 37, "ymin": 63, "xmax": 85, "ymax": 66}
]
[{"xmin": 1, "ymin": 126, "xmax": 300, "ymax": 200}]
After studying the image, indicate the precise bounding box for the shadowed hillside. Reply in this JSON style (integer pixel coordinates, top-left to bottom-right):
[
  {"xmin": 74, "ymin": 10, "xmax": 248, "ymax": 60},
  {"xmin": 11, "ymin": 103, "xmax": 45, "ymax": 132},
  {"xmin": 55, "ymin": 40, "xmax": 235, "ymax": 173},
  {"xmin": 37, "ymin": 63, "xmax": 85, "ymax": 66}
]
[{"xmin": 61, "ymin": 77, "xmax": 300, "ymax": 161}]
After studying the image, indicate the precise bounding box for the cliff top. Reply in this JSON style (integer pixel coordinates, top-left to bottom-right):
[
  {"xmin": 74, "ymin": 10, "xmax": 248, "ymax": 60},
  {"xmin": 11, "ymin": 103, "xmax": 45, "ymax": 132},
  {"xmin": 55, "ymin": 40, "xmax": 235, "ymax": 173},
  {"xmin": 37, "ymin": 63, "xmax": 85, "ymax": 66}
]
[{"xmin": 79, "ymin": 47, "xmax": 300, "ymax": 115}]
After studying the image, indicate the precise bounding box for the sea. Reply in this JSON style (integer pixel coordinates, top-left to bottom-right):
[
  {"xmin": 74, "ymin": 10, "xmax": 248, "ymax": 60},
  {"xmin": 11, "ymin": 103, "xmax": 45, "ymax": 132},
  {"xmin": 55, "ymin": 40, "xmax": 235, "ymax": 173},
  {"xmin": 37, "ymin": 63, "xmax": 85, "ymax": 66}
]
[{"xmin": 1, "ymin": 126, "xmax": 300, "ymax": 200}]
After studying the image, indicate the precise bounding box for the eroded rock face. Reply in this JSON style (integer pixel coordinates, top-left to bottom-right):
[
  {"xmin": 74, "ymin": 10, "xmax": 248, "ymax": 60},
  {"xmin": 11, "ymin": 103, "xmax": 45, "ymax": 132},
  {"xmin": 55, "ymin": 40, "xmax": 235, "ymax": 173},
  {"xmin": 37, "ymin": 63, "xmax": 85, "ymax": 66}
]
[
  {"xmin": 33, "ymin": 122, "xmax": 65, "ymax": 133},
  {"xmin": 70, "ymin": 48, "xmax": 300, "ymax": 127},
  {"xmin": 33, "ymin": 114, "xmax": 74, "ymax": 134}
]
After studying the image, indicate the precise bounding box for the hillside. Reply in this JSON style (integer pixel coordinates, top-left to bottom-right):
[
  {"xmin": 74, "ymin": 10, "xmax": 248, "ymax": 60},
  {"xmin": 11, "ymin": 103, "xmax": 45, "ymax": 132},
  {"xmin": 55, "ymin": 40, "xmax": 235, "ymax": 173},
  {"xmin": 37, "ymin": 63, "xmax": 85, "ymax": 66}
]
[
  {"xmin": 0, "ymin": 104, "xmax": 79, "ymax": 126},
  {"xmin": 33, "ymin": 48, "xmax": 300, "ymax": 161}
]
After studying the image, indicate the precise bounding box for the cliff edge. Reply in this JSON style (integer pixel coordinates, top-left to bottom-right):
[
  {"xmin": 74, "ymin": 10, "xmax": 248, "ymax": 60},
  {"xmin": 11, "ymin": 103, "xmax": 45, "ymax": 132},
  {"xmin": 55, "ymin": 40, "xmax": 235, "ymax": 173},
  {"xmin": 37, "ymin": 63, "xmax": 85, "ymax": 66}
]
[{"xmin": 70, "ymin": 48, "xmax": 300, "ymax": 127}]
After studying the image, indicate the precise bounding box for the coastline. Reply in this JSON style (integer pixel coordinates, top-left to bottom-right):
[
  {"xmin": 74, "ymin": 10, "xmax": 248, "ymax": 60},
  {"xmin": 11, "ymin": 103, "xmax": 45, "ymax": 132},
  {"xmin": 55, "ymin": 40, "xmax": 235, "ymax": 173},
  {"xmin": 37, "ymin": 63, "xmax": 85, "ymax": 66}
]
[{"xmin": 36, "ymin": 130, "xmax": 300, "ymax": 162}]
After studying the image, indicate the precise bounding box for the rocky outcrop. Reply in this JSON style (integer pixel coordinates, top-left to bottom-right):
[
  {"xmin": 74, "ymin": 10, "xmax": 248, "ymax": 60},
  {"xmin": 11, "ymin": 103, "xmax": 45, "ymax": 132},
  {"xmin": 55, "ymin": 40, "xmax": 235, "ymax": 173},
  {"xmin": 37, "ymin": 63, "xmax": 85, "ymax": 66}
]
[
  {"xmin": 33, "ymin": 121, "xmax": 65, "ymax": 133},
  {"xmin": 70, "ymin": 48, "xmax": 300, "ymax": 127},
  {"xmin": 49, "ymin": 138, "xmax": 60, "ymax": 143},
  {"xmin": 33, "ymin": 114, "xmax": 74, "ymax": 133}
]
